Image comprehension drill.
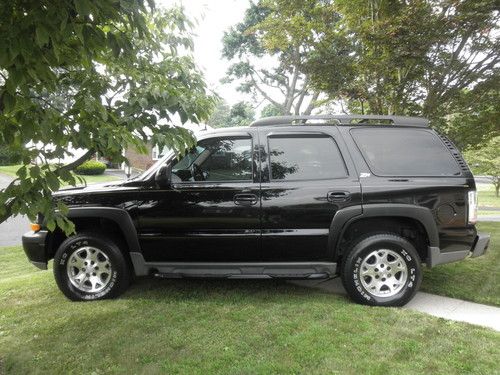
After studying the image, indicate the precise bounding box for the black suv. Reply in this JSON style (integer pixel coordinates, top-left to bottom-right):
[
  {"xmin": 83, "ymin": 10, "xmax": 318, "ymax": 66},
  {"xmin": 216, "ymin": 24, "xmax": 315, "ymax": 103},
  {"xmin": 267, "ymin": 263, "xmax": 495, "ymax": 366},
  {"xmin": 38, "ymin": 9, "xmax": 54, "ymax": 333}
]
[{"xmin": 22, "ymin": 115, "xmax": 490, "ymax": 306}]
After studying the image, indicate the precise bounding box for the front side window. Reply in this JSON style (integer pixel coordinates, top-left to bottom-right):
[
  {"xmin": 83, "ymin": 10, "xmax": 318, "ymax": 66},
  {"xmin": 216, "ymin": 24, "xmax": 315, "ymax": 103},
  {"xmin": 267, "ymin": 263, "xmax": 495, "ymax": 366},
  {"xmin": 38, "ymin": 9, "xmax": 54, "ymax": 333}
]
[
  {"xmin": 268, "ymin": 135, "xmax": 348, "ymax": 181},
  {"xmin": 172, "ymin": 137, "xmax": 253, "ymax": 182}
]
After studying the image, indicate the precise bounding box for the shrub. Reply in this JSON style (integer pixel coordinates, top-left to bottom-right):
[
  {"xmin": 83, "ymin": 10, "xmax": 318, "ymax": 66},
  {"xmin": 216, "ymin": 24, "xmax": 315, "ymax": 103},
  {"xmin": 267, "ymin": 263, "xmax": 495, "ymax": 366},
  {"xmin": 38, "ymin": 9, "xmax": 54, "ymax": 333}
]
[{"xmin": 75, "ymin": 160, "xmax": 106, "ymax": 175}]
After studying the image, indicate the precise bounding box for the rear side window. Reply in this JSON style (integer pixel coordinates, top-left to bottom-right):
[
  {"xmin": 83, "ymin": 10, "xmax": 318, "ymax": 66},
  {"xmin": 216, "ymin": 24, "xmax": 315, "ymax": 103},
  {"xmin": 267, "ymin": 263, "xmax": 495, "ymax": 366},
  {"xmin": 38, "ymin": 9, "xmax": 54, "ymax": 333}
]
[
  {"xmin": 268, "ymin": 135, "xmax": 348, "ymax": 181},
  {"xmin": 351, "ymin": 128, "xmax": 461, "ymax": 176}
]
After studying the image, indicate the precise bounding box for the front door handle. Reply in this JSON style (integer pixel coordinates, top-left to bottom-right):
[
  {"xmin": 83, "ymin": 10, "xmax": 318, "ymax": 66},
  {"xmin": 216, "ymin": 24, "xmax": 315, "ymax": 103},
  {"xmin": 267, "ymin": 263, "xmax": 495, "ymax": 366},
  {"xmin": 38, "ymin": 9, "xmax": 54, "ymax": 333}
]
[
  {"xmin": 234, "ymin": 193, "xmax": 258, "ymax": 206},
  {"xmin": 327, "ymin": 191, "xmax": 351, "ymax": 202}
]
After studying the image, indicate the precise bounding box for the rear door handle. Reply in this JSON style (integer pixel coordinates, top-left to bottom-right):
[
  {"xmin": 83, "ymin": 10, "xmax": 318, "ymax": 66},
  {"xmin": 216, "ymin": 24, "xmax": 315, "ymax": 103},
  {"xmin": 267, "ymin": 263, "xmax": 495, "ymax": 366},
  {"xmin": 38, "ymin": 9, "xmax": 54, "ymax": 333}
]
[
  {"xmin": 327, "ymin": 191, "xmax": 351, "ymax": 202},
  {"xmin": 234, "ymin": 193, "xmax": 258, "ymax": 206}
]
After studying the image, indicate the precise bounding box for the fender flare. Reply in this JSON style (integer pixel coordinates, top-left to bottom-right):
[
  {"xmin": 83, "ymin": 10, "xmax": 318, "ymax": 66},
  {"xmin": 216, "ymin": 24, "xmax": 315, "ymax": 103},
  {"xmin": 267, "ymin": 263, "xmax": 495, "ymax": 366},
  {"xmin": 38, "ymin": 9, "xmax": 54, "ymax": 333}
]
[
  {"xmin": 328, "ymin": 204, "xmax": 439, "ymax": 259},
  {"xmin": 66, "ymin": 207, "xmax": 141, "ymax": 253}
]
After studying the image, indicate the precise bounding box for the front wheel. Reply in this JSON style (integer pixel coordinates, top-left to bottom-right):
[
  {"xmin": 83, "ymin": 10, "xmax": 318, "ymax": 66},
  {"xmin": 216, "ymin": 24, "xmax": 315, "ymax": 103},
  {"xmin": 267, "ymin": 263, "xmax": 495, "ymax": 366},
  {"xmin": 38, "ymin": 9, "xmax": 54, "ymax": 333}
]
[
  {"xmin": 341, "ymin": 233, "xmax": 422, "ymax": 307},
  {"xmin": 53, "ymin": 232, "xmax": 131, "ymax": 301}
]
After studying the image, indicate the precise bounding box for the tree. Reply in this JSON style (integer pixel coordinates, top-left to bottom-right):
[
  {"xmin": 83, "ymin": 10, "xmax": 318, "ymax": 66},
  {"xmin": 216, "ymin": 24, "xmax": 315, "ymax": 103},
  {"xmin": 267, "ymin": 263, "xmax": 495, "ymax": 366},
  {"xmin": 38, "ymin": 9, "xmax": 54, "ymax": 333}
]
[
  {"xmin": 306, "ymin": 0, "xmax": 499, "ymax": 123},
  {"xmin": 442, "ymin": 87, "xmax": 500, "ymax": 150},
  {"xmin": 228, "ymin": 101, "xmax": 255, "ymax": 127},
  {"xmin": 206, "ymin": 100, "xmax": 231, "ymax": 128},
  {"xmin": 260, "ymin": 103, "xmax": 283, "ymax": 118},
  {"xmin": 221, "ymin": 1, "xmax": 342, "ymax": 115},
  {"xmin": 0, "ymin": 1, "xmax": 215, "ymax": 232},
  {"xmin": 207, "ymin": 100, "xmax": 255, "ymax": 128},
  {"xmin": 464, "ymin": 137, "xmax": 500, "ymax": 197}
]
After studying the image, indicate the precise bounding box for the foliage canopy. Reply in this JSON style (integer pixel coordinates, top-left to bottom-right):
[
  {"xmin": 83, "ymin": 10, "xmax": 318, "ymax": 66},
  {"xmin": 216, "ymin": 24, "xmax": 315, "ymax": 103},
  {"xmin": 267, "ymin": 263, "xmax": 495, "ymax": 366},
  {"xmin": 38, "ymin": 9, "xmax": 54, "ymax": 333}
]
[{"xmin": 0, "ymin": 0, "xmax": 215, "ymax": 232}]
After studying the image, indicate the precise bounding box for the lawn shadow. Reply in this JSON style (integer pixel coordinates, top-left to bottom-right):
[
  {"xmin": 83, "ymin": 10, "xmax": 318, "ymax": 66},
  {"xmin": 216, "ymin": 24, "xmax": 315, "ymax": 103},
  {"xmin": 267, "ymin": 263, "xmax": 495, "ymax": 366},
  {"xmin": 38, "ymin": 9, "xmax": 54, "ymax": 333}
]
[{"xmin": 121, "ymin": 276, "xmax": 349, "ymax": 303}]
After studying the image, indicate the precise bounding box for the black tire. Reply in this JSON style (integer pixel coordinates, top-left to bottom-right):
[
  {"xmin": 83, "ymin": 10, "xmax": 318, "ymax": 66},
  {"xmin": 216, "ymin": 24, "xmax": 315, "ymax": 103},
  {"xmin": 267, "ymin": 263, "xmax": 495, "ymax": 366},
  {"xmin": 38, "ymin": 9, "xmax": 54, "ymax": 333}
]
[
  {"xmin": 53, "ymin": 232, "xmax": 130, "ymax": 301},
  {"xmin": 341, "ymin": 233, "xmax": 422, "ymax": 307}
]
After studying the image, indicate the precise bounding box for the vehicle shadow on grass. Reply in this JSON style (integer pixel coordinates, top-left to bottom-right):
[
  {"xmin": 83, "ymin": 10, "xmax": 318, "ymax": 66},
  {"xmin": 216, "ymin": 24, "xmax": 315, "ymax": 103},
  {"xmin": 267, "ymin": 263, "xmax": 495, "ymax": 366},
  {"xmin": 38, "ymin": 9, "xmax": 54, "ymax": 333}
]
[{"xmin": 121, "ymin": 276, "xmax": 349, "ymax": 304}]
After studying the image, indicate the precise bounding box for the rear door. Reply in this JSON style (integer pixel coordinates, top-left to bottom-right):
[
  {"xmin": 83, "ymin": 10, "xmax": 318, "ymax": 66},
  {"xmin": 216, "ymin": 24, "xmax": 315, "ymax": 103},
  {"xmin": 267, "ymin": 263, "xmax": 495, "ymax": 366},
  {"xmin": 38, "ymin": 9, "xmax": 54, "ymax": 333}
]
[{"xmin": 258, "ymin": 127, "xmax": 361, "ymax": 261}]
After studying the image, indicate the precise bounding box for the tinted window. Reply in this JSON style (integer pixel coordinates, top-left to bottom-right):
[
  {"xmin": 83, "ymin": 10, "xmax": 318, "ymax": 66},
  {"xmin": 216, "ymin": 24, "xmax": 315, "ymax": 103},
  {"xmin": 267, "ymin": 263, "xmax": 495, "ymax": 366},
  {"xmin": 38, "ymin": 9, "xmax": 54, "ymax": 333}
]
[
  {"xmin": 173, "ymin": 137, "xmax": 252, "ymax": 182},
  {"xmin": 351, "ymin": 128, "xmax": 461, "ymax": 176},
  {"xmin": 268, "ymin": 135, "xmax": 347, "ymax": 181}
]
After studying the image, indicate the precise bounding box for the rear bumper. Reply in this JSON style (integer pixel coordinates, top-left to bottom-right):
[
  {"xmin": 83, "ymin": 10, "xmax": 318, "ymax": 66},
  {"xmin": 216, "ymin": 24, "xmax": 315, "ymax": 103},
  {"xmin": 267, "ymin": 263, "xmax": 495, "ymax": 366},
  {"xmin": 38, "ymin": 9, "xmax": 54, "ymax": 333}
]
[
  {"xmin": 22, "ymin": 230, "xmax": 48, "ymax": 270},
  {"xmin": 471, "ymin": 232, "xmax": 490, "ymax": 258},
  {"xmin": 427, "ymin": 232, "xmax": 490, "ymax": 267}
]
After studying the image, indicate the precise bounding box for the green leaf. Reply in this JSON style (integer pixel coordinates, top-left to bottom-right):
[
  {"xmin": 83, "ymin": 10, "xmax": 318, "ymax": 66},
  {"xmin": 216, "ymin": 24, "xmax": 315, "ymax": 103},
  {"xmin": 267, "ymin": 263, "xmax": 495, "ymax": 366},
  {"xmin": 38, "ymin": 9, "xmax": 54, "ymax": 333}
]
[
  {"xmin": 46, "ymin": 219, "xmax": 56, "ymax": 232},
  {"xmin": 74, "ymin": 0, "xmax": 92, "ymax": 17},
  {"xmin": 36, "ymin": 25, "xmax": 50, "ymax": 47},
  {"xmin": 29, "ymin": 166, "xmax": 41, "ymax": 179},
  {"xmin": 46, "ymin": 173, "xmax": 60, "ymax": 191},
  {"xmin": 2, "ymin": 92, "xmax": 16, "ymax": 112}
]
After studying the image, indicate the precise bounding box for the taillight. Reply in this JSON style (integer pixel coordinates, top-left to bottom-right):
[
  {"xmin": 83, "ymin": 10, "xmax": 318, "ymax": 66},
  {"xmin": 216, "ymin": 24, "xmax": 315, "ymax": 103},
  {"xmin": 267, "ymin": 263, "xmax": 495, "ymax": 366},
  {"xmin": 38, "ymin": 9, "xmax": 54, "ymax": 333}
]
[{"xmin": 468, "ymin": 190, "xmax": 478, "ymax": 224}]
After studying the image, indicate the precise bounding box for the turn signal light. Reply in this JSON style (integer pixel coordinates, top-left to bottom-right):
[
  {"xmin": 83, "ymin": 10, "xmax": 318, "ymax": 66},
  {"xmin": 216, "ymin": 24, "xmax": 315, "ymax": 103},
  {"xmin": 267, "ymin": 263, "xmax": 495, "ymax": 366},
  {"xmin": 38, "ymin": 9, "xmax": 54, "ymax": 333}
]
[{"xmin": 30, "ymin": 223, "xmax": 41, "ymax": 232}]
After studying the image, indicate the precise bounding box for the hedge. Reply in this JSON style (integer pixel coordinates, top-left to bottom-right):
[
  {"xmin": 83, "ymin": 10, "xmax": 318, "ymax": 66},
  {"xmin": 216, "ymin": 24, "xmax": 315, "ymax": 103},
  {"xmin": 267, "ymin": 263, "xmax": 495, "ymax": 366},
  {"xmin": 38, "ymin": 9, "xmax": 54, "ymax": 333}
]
[{"xmin": 75, "ymin": 160, "xmax": 106, "ymax": 175}]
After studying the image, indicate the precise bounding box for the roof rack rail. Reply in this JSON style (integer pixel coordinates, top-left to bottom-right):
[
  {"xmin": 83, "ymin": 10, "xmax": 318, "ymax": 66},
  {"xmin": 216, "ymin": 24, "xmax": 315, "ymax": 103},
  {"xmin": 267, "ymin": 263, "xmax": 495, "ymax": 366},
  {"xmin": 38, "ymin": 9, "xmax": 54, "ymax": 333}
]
[{"xmin": 250, "ymin": 115, "xmax": 429, "ymax": 128}]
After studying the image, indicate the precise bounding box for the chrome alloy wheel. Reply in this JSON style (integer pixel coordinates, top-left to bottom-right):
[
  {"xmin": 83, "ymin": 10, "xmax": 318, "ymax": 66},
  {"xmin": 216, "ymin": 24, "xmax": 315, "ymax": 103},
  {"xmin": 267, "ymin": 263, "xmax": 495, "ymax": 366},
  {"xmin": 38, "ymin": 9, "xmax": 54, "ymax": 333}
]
[
  {"xmin": 66, "ymin": 246, "xmax": 113, "ymax": 293},
  {"xmin": 359, "ymin": 249, "xmax": 408, "ymax": 297}
]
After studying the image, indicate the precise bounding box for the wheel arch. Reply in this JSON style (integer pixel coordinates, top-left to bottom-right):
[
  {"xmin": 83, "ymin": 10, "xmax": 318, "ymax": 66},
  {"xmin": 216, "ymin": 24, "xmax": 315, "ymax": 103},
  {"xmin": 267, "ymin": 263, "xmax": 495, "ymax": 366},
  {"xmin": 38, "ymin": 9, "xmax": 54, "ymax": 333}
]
[
  {"xmin": 329, "ymin": 204, "xmax": 439, "ymax": 262},
  {"xmin": 45, "ymin": 207, "xmax": 141, "ymax": 261}
]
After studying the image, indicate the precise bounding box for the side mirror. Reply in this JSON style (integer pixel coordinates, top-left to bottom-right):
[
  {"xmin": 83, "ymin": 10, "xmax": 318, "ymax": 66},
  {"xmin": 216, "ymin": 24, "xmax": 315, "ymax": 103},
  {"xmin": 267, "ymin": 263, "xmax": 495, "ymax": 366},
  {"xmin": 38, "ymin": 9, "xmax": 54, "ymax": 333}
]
[{"xmin": 155, "ymin": 163, "xmax": 172, "ymax": 188}]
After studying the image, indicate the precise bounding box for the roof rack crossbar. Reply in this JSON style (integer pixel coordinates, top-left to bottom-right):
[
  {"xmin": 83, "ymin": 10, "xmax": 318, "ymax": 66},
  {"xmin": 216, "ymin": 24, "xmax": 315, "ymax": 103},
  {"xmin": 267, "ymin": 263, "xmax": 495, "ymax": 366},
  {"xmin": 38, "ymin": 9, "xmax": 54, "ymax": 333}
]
[{"xmin": 250, "ymin": 115, "xmax": 429, "ymax": 127}]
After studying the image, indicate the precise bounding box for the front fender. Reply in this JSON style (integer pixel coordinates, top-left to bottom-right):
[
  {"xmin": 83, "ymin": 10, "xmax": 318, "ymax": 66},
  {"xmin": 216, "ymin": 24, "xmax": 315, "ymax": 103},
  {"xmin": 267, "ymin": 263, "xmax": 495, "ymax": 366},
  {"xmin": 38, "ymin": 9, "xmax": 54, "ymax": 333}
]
[{"xmin": 66, "ymin": 207, "xmax": 141, "ymax": 254}]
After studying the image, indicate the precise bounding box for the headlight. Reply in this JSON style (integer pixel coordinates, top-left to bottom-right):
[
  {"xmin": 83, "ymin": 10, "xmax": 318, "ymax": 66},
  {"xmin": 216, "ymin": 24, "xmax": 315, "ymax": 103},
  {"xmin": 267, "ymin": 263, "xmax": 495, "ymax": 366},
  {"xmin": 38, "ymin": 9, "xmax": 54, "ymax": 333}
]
[{"xmin": 468, "ymin": 190, "xmax": 478, "ymax": 224}]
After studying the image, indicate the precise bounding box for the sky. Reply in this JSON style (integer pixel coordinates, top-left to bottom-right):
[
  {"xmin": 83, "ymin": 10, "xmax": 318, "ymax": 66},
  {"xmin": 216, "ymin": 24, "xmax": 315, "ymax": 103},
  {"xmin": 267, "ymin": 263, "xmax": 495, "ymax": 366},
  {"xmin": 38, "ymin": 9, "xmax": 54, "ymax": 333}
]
[{"xmin": 157, "ymin": 0, "xmax": 251, "ymax": 106}]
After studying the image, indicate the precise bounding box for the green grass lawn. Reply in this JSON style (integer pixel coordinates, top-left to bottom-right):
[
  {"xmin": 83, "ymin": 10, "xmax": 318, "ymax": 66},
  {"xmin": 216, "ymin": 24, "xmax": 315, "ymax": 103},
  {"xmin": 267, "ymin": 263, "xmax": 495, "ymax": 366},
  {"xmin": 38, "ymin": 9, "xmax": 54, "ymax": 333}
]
[
  {"xmin": 1, "ymin": 246, "xmax": 500, "ymax": 374},
  {"xmin": 477, "ymin": 184, "xmax": 500, "ymax": 208},
  {"xmin": 422, "ymin": 222, "xmax": 500, "ymax": 307},
  {"xmin": 0, "ymin": 164, "xmax": 120, "ymax": 185}
]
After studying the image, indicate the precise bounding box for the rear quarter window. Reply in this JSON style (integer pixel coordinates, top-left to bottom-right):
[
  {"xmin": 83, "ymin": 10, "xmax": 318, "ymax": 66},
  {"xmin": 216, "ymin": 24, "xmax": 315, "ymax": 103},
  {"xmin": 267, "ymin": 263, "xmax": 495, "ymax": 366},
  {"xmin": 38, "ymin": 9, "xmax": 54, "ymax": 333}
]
[{"xmin": 351, "ymin": 128, "xmax": 461, "ymax": 177}]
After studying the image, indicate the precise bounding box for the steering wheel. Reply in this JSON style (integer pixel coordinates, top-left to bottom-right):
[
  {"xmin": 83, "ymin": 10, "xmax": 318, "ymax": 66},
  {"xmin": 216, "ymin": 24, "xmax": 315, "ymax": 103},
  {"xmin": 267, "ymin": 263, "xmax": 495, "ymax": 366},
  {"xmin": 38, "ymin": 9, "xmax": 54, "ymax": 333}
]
[{"xmin": 190, "ymin": 163, "xmax": 206, "ymax": 181}]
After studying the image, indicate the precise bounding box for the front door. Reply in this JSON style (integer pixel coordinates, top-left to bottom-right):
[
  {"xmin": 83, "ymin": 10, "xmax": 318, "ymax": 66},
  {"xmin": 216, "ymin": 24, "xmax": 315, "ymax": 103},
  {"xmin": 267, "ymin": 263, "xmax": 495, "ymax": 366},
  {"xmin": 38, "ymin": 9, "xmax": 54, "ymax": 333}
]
[
  {"xmin": 137, "ymin": 132, "xmax": 261, "ymax": 262},
  {"xmin": 258, "ymin": 128, "xmax": 362, "ymax": 261}
]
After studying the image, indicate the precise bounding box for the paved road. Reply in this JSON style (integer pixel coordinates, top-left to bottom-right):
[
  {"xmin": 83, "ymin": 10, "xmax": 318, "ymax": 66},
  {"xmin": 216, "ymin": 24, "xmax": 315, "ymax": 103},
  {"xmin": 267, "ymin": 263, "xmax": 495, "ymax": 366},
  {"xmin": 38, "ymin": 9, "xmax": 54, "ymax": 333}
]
[
  {"xmin": 291, "ymin": 278, "xmax": 500, "ymax": 331},
  {"xmin": 0, "ymin": 174, "xmax": 29, "ymax": 247}
]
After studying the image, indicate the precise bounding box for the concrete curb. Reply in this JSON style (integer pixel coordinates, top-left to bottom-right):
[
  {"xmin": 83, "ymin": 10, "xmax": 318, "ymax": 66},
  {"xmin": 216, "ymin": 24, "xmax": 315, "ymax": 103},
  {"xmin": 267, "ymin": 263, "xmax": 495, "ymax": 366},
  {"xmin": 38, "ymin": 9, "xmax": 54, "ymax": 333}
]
[{"xmin": 290, "ymin": 278, "xmax": 500, "ymax": 332}]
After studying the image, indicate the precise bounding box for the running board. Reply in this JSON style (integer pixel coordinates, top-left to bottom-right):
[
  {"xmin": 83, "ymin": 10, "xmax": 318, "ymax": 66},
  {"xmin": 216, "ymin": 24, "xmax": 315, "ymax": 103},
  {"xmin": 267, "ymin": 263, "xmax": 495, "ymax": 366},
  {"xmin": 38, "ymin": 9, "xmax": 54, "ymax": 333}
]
[
  {"xmin": 153, "ymin": 272, "xmax": 331, "ymax": 280},
  {"xmin": 129, "ymin": 253, "xmax": 336, "ymax": 279}
]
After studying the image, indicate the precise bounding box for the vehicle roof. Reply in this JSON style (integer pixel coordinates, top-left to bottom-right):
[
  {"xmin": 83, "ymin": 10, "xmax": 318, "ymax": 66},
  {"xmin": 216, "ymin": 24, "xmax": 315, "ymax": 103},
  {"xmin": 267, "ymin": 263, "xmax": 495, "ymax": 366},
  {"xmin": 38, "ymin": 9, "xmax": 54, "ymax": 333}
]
[
  {"xmin": 200, "ymin": 115, "xmax": 431, "ymax": 138},
  {"xmin": 250, "ymin": 115, "xmax": 429, "ymax": 127}
]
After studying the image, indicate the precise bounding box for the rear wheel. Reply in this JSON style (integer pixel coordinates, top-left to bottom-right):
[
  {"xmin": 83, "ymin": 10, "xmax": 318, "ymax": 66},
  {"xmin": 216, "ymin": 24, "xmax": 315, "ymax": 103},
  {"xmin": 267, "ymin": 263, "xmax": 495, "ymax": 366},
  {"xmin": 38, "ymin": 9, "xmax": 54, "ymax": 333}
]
[
  {"xmin": 53, "ymin": 232, "xmax": 130, "ymax": 301},
  {"xmin": 341, "ymin": 233, "xmax": 422, "ymax": 307}
]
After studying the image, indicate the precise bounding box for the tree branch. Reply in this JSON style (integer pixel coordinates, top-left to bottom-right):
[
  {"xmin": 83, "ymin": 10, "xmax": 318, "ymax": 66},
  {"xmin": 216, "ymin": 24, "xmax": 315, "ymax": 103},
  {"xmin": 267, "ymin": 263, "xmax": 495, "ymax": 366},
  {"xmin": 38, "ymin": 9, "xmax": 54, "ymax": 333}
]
[
  {"xmin": 303, "ymin": 92, "xmax": 319, "ymax": 115},
  {"xmin": 57, "ymin": 149, "xmax": 94, "ymax": 173},
  {"xmin": 249, "ymin": 75, "xmax": 282, "ymax": 109}
]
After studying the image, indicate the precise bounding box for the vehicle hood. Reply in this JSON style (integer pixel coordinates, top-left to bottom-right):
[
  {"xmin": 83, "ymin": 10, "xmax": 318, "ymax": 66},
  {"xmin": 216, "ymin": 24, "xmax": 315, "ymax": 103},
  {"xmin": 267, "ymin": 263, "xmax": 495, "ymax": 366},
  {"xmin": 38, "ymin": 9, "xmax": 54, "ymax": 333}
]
[{"xmin": 53, "ymin": 179, "xmax": 145, "ymax": 198}]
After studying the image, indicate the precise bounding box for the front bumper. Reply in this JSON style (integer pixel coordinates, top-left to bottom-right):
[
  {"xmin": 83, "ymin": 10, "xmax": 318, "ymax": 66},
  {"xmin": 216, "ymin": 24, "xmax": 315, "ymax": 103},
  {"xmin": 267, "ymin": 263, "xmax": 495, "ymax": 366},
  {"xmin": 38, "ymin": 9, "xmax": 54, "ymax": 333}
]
[
  {"xmin": 22, "ymin": 230, "xmax": 48, "ymax": 270},
  {"xmin": 427, "ymin": 232, "xmax": 490, "ymax": 267}
]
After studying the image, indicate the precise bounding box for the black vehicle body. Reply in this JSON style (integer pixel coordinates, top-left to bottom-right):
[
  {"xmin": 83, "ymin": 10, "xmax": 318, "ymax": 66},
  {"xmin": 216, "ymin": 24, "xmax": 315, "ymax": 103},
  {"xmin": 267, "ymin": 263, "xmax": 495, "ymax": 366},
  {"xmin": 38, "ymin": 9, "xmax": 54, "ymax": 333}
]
[{"xmin": 23, "ymin": 115, "xmax": 490, "ymax": 284}]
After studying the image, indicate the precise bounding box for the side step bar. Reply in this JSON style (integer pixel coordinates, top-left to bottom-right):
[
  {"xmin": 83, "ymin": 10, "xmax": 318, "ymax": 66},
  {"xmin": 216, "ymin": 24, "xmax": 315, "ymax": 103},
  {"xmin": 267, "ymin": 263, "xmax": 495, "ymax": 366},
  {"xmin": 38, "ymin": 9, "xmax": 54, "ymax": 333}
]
[
  {"xmin": 130, "ymin": 252, "xmax": 336, "ymax": 279},
  {"xmin": 153, "ymin": 272, "xmax": 331, "ymax": 280}
]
